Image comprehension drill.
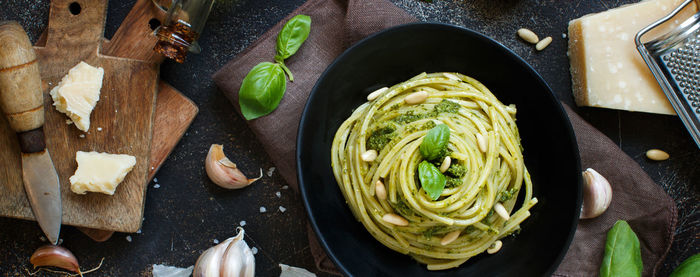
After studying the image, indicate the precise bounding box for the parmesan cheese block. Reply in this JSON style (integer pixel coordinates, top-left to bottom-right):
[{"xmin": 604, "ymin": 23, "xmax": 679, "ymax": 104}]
[
  {"xmin": 70, "ymin": 151, "xmax": 136, "ymax": 195},
  {"xmin": 50, "ymin": 61, "xmax": 104, "ymax": 131},
  {"xmin": 568, "ymin": 0, "xmax": 697, "ymax": 115}
]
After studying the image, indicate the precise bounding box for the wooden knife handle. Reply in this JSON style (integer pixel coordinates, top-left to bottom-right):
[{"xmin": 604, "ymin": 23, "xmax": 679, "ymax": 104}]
[{"xmin": 0, "ymin": 21, "xmax": 46, "ymax": 153}]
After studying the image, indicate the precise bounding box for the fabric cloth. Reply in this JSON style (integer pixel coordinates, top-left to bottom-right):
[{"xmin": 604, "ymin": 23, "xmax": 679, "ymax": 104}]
[{"xmin": 212, "ymin": 0, "xmax": 677, "ymax": 276}]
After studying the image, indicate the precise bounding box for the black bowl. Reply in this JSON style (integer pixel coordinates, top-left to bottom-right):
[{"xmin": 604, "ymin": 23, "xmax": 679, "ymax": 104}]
[{"xmin": 297, "ymin": 23, "xmax": 582, "ymax": 276}]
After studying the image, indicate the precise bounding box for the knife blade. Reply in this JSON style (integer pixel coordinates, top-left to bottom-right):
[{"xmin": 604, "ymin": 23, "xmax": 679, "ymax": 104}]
[
  {"xmin": 22, "ymin": 150, "xmax": 62, "ymax": 244},
  {"xmin": 0, "ymin": 21, "xmax": 62, "ymax": 244}
]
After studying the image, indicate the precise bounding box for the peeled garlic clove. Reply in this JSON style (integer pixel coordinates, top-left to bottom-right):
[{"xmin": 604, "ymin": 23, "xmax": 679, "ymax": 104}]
[
  {"xmin": 205, "ymin": 144, "xmax": 262, "ymax": 189},
  {"xmin": 580, "ymin": 168, "xmax": 613, "ymax": 219},
  {"xmin": 30, "ymin": 245, "xmax": 80, "ymax": 273},
  {"xmin": 193, "ymin": 228, "xmax": 255, "ymax": 277}
]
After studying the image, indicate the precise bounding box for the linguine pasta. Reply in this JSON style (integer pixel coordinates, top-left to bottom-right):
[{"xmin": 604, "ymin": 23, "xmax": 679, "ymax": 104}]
[{"xmin": 331, "ymin": 72, "xmax": 537, "ymax": 270}]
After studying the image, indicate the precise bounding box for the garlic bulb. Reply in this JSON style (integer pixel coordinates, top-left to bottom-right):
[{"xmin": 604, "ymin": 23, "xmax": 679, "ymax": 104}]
[
  {"xmin": 205, "ymin": 144, "xmax": 262, "ymax": 189},
  {"xmin": 580, "ymin": 168, "xmax": 613, "ymax": 219},
  {"xmin": 193, "ymin": 227, "xmax": 255, "ymax": 277}
]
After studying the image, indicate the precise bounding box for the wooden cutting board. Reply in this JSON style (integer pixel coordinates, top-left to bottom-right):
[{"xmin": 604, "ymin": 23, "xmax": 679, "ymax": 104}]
[{"xmin": 0, "ymin": 0, "xmax": 159, "ymax": 233}]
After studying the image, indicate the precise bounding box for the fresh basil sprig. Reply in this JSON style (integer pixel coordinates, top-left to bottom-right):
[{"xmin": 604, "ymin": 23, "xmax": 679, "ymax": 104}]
[
  {"xmin": 670, "ymin": 253, "xmax": 700, "ymax": 277},
  {"xmin": 600, "ymin": 220, "xmax": 643, "ymax": 277},
  {"xmin": 239, "ymin": 14, "xmax": 311, "ymax": 120},
  {"xmin": 419, "ymin": 124, "xmax": 450, "ymax": 161},
  {"xmin": 274, "ymin": 14, "xmax": 311, "ymax": 82},
  {"xmin": 418, "ymin": 161, "xmax": 446, "ymax": 200}
]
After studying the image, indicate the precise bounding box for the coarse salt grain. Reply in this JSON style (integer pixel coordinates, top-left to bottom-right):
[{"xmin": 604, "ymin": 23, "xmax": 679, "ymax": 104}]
[
  {"xmin": 136, "ymin": 229, "xmax": 142, "ymax": 234},
  {"xmin": 97, "ymin": 127, "xmax": 103, "ymax": 131},
  {"xmin": 240, "ymin": 220, "xmax": 246, "ymax": 226},
  {"xmin": 251, "ymin": 247, "xmax": 258, "ymax": 255},
  {"xmin": 153, "ymin": 184, "xmax": 160, "ymax": 188},
  {"xmin": 267, "ymin": 167, "xmax": 276, "ymax": 177},
  {"xmin": 79, "ymin": 134, "xmax": 85, "ymax": 138},
  {"xmin": 282, "ymin": 185, "xmax": 289, "ymax": 190},
  {"xmin": 126, "ymin": 235, "xmax": 132, "ymax": 242},
  {"xmin": 260, "ymin": 207, "xmax": 267, "ymax": 213},
  {"xmin": 275, "ymin": 191, "xmax": 281, "ymax": 198},
  {"xmin": 213, "ymin": 239, "xmax": 219, "ymax": 244},
  {"xmin": 279, "ymin": 206, "xmax": 286, "ymax": 213},
  {"xmin": 154, "ymin": 178, "xmax": 158, "ymax": 182}
]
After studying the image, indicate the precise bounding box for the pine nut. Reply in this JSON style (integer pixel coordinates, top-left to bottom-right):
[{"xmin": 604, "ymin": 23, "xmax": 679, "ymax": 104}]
[
  {"xmin": 367, "ymin": 87, "xmax": 388, "ymax": 101},
  {"xmin": 442, "ymin": 73, "xmax": 461, "ymax": 81},
  {"xmin": 487, "ymin": 240, "xmax": 503, "ymax": 254},
  {"xmin": 517, "ymin": 28, "xmax": 539, "ymax": 44},
  {"xmin": 494, "ymin": 202, "xmax": 510, "ymax": 220},
  {"xmin": 361, "ymin": 150, "xmax": 378, "ymax": 162},
  {"xmin": 440, "ymin": 230, "xmax": 461, "ymax": 245},
  {"xmin": 404, "ymin": 91, "xmax": 429, "ymax": 104},
  {"xmin": 439, "ymin": 156, "xmax": 451, "ymax": 173},
  {"xmin": 536, "ymin": 36, "xmax": 552, "ymax": 51},
  {"xmin": 382, "ymin": 213, "xmax": 408, "ymax": 226},
  {"xmin": 476, "ymin": 133, "xmax": 488, "ymax": 153},
  {"xmin": 646, "ymin": 149, "xmax": 669, "ymax": 161},
  {"xmin": 375, "ymin": 180, "xmax": 387, "ymax": 200}
]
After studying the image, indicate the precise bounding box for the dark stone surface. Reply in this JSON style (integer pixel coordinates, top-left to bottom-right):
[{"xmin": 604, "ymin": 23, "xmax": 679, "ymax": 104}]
[{"xmin": 0, "ymin": 0, "xmax": 697, "ymax": 276}]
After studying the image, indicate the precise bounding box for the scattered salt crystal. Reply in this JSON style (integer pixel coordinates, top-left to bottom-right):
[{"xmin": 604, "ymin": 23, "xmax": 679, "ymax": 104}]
[
  {"xmin": 282, "ymin": 185, "xmax": 289, "ymax": 190},
  {"xmin": 267, "ymin": 167, "xmax": 276, "ymax": 177},
  {"xmin": 66, "ymin": 119, "xmax": 73, "ymax": 125},
  {"xmin": 562, "ymin": 33, "xmax": 567, "ymax": 39},
  {"xmin": 251, "ymin": 247, "xmax": 258, "ymax": 255},
  {"xmin": 136, "ymin": 229, "xmax": 142, "ymax": 234},
  {"xmin": 126, "ymin": 235, "xmax": 132, "ymax": 242},
  {"xmin": 154, "ymin": 178, "xmax": 158, "ymax": 182},
  {"xmin": 152, "ymin": 264, "xmax": 193, "ymax": 277},
  {"xmin": 151, "ymin": 166, "xmax": 155, "ymax": 170},
  {"xmin": 279, "ymin": 206, "xmax": 286, "ymax": 213},
  {"xmin": 260, "ymin": 206, "xmax": 267, "ymax": 213},
  {"xmin": 240, "ymin": 220, "xmax": 246, "ymax": 226},
  {"xmin": 79, "ymin": 134, "xmax": 85, "ymax": 138},
  {"xmin": 39, "ymin": 236, "xmax": 46, "ymax": 242},
  {"xmin": 154, "ymin": 184, "xmax": 161, "ymax": 188},
  {"xmin": 213, "ymin": 239, "xmax": 219, "ymax": 244},
  {"xmin": 275, "ymin": 191, "xmax": 281, "ymax": 198},
  {"xmin": 97, "ymin": 127, "xmax": 103, "ymax": 131}
]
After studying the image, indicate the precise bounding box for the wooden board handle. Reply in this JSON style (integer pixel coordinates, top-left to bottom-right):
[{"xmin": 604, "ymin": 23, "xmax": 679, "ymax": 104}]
[
  {"xmin": 43, "ymin": 0, "xmax": 108, "ymax": 58},
  {"xmin": 0, "ymin": 21, "xmax": 44, "ymax": 134},
  {"xmin": 102, "ymin": 0, "xmax": 168, "ymax": 63}
]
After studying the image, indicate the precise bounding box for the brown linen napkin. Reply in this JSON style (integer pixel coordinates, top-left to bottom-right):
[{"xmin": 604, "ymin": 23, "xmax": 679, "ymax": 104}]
[{"xmin": 212, "ymin": 0, "xmax": 677, "ymax": 275}]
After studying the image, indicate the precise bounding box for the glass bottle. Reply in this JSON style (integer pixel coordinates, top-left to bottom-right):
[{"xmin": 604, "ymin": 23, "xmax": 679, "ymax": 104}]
[{"xmin": 153, "ymin": 0, "xmax": 215, "ymax": 63}]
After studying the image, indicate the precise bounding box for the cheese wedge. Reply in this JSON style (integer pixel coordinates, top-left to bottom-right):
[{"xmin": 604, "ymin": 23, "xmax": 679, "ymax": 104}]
[
  {"xmin": 70, "ymin": 151, "xmax": 136, "ymax": 195},
  {"xmin": 568, "ymin": 0, "xmax": 697, "ymax": 115},
  {"xmin": 50, "ymin": 61, "xmax": 104, "ymax": 131}
]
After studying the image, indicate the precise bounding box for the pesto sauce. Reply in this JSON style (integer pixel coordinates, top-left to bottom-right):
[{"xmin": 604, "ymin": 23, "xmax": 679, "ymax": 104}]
[
  {"xmin": 393, "ymin": 199, "xmax": 415, "ymax": 217},
  {"xmin": 445, "ymin": 176, "xmax": 462, "ymax": 188},
  {"xmin": 366, "ymin": 126, "xmax": 396, "ymax": 151},
  {"xmin": 422, "ymin": 225, "xmax": 447, "ymax": 239},
  {"xmin": 498, "ymin": 187, "xmax": 519, "ymax": 202},
  {"xmin": 392, "ymin": 100, "xmax": 461, "ymax": 124}
]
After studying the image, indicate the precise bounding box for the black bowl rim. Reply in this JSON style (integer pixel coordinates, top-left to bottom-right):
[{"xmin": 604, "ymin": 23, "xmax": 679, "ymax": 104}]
[{"xmin": 296, "ymin": 22, "xmax": 582, "ymax": 276}]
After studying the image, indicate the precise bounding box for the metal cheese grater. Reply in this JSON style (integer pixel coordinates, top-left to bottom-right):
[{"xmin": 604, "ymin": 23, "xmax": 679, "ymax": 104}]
[{"xmin": 636, "ymin": 0, "xmax": 700, "ymax": 148}]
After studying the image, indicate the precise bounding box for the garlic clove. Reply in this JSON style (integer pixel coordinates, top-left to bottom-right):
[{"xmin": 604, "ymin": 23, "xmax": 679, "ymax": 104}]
[
  {"xmin": 205, "ymin": 144, "xmax": 262, "ymax": 189},
  {"xmin": 30, "ymin": 245, "xmax": 80, "ymax": 273},
  {"xmin": 580, "ymin": 168, "xmax": 613, "ymax": 219},
  {"xmin": 220, "ymin": 228, "xmax": 255, "ymax": 277},
  {"xmin": 193, "ymin": 228, "xmax": 255, "ymax": 277}
]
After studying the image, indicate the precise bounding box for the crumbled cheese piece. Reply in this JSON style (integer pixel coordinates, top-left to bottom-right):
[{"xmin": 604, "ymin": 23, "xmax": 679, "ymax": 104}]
[
  {"xmin": 279, "ymin": 206, "xmax": 286, "ymax": 213},
  {"xmin": 240, "ymin": 220, "xmax": 246, "ymax": 226},
  {"xmin": 49, "ymin": 61, "xmax": 104, "ymax": 131},
  {"xmin": 279, "ymin": 264, "xmax": 317, "ymax": 277},
  {"xmin": 69, "ymin": 151, "xmax": 136, "ymax": 195},
  {"xmin": 567, "ymin": 0, "xmax": 696, "ymax": 114}
]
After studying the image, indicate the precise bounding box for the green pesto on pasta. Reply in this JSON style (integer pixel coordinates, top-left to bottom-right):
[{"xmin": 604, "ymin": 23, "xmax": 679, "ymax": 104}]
[{"xmin": 331, "ymin": 72, "xmax": 537, "ymax": 270}]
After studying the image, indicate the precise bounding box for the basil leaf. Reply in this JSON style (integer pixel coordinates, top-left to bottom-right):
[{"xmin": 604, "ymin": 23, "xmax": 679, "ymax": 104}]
[
  {"xmin": 419, "ymin": 124, "xmax": 450, "ymax": 160},
  {"xmin": 274, "ymin": 14, "xmax": 311, "ymax": 61},
  {"xmin": 238, "ymin": 62, "xmax": 286, "ymax": 120},
  {"xmin": 418, "ymin": 161, "xmax": 446, "ymax": 200},
  {"xmin": 600, "ymin": 220, "xmax": 643, "ymax": 277},
  {"xmin": 670, "ymin": 253, "xmax": 700, "ymax": 277}
]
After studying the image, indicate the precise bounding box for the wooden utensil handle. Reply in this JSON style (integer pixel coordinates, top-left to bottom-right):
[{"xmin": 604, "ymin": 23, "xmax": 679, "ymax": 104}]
[{"xmin": 0, "ymin": 21, "xmax": 45, "ymax": 145}]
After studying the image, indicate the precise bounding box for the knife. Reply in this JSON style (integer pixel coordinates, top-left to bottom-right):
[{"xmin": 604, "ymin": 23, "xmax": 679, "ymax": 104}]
[{"xmin": 0, "ymin": 21, "xmax": 62, "ymax": 244}]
